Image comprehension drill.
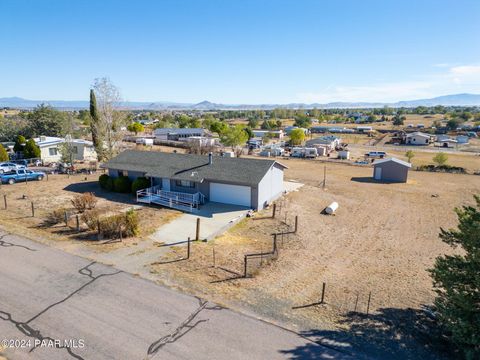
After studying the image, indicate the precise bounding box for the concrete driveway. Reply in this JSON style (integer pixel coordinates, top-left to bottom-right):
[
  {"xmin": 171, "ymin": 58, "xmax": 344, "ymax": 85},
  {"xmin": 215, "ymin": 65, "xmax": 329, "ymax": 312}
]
[{"xmin": 150, "ymin": 202, "xmax": 249, "ymax": 245}]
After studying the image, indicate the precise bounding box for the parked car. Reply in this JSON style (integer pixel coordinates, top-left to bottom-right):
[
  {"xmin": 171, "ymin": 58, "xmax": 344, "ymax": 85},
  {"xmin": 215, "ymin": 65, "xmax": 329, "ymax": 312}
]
[
  {"xmin": 11, "ymin": 159, "xmax": 28, "ymax": 167},
  {"xmin": 1, "ymin": 169, "xmax": 46, "ymax": 184},
  {"xmin": 365, "ymin": 151, "xmax": 387, "ymax": 159},
  {"xmin": 0, "ymin": 162, "xmax": 26, "ymax": 174}
]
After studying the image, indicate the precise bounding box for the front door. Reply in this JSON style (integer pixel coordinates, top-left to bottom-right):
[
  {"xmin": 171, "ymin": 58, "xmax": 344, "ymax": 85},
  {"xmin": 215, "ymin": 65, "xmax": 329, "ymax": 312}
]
[
  {"xmin": 162, "ymin": 178, "xmax": 170, "ymax": 191},
  {"xmin": 374, "ymin": 167, "xmax": 382, "ymax": 180}
]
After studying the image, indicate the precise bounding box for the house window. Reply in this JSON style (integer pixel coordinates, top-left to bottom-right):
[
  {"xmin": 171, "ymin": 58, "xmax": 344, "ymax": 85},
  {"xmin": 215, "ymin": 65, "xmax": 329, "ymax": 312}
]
[
  {"xmin": 49, "ymin": 148, "xmax": 58, "ymax": 156},
  {"xmin": 118, "ymin": 170, "xmax": 128, "ymax": 177},
  {"xmin": 175, "ymin": 180, "xmax": 195, "ymax": 188}
]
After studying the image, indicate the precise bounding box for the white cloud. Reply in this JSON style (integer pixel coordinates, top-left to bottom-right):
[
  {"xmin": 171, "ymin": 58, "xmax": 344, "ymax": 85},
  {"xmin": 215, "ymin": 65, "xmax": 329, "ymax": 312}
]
[
  {"xmin": 296, "ymin": 64, "xmax": 480, "ymax": 103},
  {"xmin": 449, "ymin": 65, "xmax": 480, "ymax": 85}
]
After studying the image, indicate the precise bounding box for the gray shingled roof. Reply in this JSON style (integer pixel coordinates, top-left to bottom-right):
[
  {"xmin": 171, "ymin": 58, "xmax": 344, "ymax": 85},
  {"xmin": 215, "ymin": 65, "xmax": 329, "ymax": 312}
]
[{"xmin": 104, "ymin": 150, "xmax": 286, "ymax": 186}]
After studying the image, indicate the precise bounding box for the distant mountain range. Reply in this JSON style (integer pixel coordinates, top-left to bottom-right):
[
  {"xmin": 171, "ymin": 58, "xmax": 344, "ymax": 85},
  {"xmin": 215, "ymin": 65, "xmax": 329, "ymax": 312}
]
[{"xmin": 1, "ymin": 93, "xmax": 479, "ymax": 110}]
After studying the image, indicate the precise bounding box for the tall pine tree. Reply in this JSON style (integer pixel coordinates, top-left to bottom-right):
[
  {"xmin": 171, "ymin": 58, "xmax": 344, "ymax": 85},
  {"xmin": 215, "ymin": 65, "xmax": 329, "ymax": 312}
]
[{"xmin": 89, "ymin": 89, "xmax": 103, "ymax": 161}]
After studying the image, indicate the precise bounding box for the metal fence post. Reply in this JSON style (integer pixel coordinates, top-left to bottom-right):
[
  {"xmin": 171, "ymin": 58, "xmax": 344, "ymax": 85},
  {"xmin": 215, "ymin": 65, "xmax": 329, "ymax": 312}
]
[{"xmin": 187, "ymin": 237, "xmax": 191, "ymax": 259}]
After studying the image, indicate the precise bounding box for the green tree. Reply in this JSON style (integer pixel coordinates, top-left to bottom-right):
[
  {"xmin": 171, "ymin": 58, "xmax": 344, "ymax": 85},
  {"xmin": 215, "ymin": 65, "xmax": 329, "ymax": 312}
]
[
  {"xmin": 289, "ymin": 128, "xmax": 305, "ymax": 145},
  {"xmin": 293, "ymin": 115, "xmax": 312, "ymax": 128},
  {"xmin": 447, "ymin": 118, "xmax": 461, "ymax": 130},
  {"xmin": 210, "ymin": 121, "xmax": 228, "ymax": 135},
  {"xmin": 220, "ymin": 125, "xmax": 248, "ymax": 151},
  {"xmin": 0, "ymin": 145, "xmax": 9, "ymax": 161},
  {"xmin": 429, "ymin": 195, "xmax": 480, "ymax": 359},
  {"xmin": 243, "ymin": 127, "xmax": 253, "ymax": 139},
  {"xmin": 433, "ymin": 152, "xmax": 448, "ymax": 166},
  {"xmin": 13, "ymin": 135, "xmax": 26, "ymax": 152},
  {"xmin": 23, "ymin": 139, "xmax": 41, "ymax": 159},
  {"xmin": 127, "ymin": 122, "xmax": 144, "ymax": 135},
  {"xmin": 405, "ymin": 150, "xmax": 415, "ymax": 163},
  {"xmin": 248, "ymin": 118, "xmax": 259, "ymax": 129},
  {"xmin": 393, "ymin": 115, "xmax": 405, "ymax": 126},
  {"xmin": 25, "ymin": 104, "xmax": 66, "ymax": 137}
]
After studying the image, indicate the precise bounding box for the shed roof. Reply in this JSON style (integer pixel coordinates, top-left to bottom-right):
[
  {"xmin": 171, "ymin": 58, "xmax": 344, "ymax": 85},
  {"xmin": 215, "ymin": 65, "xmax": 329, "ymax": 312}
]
[
  {"xmin": 373, "ymin": 157, "xmax": 412, "ymax": 168},
  {"xmin": 104, "ymin": 150, "xmax": 287, "ymax": 186}
]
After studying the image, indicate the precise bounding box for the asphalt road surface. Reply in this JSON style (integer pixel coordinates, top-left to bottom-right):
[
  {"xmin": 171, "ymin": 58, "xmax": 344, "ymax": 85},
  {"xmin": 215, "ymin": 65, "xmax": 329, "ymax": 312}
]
[{"xmin": 0, "ymin": 231, "xmax": 352, "ymax": 360}]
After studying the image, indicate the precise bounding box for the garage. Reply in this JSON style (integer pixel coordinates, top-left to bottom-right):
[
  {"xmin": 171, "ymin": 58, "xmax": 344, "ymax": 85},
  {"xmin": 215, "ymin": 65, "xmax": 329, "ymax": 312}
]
[{"xmin": 209, "ymin": 182, "xmax": 251, "ymax": 207}]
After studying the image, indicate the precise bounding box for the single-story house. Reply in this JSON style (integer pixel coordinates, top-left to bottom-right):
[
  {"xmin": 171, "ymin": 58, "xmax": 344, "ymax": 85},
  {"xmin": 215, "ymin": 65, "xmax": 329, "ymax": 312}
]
[
  {"xmin": 373, "ymin": 157, "xmax": 411, "ymax": 183},
  {"xmin": 435, "ymin": 139, "xmax": 457, "ymax": 148},
  {"xmin": 34, "ymin": 136, "xmax": 97, "ymax": 164},
  {"xmin": 104, "ymin": 150, "xmax": 287, "ymax": 212},
  {"xmin": 154, "ymin": 128, "xmax": 205, "ymax": 141},
  {"xmin": 284, "ymin": 126, "xmax": 309, "ymax": 135},
  {"xmin": 185, "ymin": 136, "xmax": 218, "ymax": 147},
  {"xmin": 252, "ymin": 130, "xmax": 284, "ymax": 139},
  {"xmin": 456, "ymin": 135, "xmax": 469, "ymax": 144},
  {"xmin": 305, "ymin": 136, "xmax": 341, "ymax": 152},
  {"xmin": 405, "ymin": 132, "xmax": 431, "ymax": 145}
]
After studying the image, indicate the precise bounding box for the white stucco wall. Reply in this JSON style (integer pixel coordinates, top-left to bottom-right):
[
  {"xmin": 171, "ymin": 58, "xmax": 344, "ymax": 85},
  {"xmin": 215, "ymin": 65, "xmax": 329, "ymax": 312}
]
[{"xmin": 256, "ymin": 163, "xmax": 284, "ymax": 209}]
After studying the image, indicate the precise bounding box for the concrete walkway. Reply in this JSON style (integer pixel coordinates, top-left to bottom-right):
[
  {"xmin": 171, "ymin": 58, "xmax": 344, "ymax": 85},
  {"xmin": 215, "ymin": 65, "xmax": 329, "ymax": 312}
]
[{"xmin": 150, "ymin": 202, "xmax": 249, "ymax": 245}]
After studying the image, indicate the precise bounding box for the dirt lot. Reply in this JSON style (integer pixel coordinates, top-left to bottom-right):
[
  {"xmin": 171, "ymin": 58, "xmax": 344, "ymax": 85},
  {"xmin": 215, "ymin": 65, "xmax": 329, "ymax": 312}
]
[
  {"xmin": 148, "ymin": 159, "xmax": 479, "ymax": 357},
  {"xmin": 0, "ymin": 172, "xmax": 180, "ymax": 253}
]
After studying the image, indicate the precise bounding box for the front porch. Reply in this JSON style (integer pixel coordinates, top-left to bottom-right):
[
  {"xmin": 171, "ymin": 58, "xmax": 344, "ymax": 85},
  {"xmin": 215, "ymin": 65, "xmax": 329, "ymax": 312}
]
[{"xmin": 136, "ymin": 185, "xmax": 206, "ymax": 213}]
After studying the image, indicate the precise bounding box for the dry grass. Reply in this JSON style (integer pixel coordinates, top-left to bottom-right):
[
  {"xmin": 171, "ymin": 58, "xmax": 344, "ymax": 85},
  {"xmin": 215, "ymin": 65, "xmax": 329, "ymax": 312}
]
[
  {"xmin": 0, "ymin": 172, "xmax": 180, "ymax": 252},
  {"xmin": 150, "ymin": 159, "xmax": 480, "ymax": 331}
]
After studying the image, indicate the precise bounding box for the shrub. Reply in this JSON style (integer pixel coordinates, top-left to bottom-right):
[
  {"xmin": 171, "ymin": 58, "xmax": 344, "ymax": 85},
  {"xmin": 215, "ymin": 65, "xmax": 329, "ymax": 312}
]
[
  {"xmin": 123, "ymin": 208, "xmax": 139, "ymax": 236},
  {"xmin": 106, "ymin": 177, "xmax": 115, "ymax": 191},
  {"xmin": 44, "ymin": 207, "xmax": 69, "ymax": 226},
  {"xmin": 81, "ymin": 209, "xmax": 101, "ymax": 231},
  {"xmin": 71, "ymin": 192, "xmax": 98, "ymax": 213},
  {"xmin": 97, "ymin": 209, "xmax": 139, "ymax": 238},
  {"xmin": 99, "ymin": 174, "xmax": 110, "ymax": 189},
  {"xmin": 113, "ymin": 176, "xmax": 132, "ymax": 193},
  {"xmin": 131, "ymin": 177, "xmax": 150, "ymax": 194}
]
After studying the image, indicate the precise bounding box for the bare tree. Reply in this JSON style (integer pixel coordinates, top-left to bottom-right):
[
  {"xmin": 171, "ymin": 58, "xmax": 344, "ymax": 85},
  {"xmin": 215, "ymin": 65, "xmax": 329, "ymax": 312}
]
[{"xmin": 91, "ymin": 78, "xmax": 126, "ymax": 160}]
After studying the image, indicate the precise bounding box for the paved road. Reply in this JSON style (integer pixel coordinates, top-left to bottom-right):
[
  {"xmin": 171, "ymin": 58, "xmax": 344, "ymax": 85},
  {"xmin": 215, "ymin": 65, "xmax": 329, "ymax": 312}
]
[{"xmin": 0, "ymin": 231, "xmax": 351, "ymax": 360}]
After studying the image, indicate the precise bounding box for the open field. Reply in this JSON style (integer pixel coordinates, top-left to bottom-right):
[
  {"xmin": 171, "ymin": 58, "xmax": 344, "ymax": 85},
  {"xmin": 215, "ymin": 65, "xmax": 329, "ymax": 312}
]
[{"xmin": 147, "ymin": 159, "xmax": 479, "ymax": 357}]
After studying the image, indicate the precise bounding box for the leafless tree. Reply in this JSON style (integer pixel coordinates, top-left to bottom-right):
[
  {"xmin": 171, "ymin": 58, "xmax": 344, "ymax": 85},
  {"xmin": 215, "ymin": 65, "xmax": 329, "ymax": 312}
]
[{"xmin": 92, "ymin": 78, "xmax": 126, "ymax": 160}]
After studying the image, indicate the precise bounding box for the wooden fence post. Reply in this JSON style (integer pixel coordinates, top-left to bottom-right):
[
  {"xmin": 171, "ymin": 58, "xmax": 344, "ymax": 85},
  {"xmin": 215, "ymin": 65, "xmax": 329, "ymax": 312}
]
[
  {"xmin": 366, "ymin": 292, "xmax": 372, "ymax": 316},
  {"xmin": 354, "ymin": 293, "xmax": 359, "ymax": 312},
  {"xmin": 320, "ymin": 282, "xmax": 326, "ymax": 304},
  {"xmin": 294, "ymin": 216, "xmax": 298, "ymax": 233},
  {"xmin": 272, "ymin": 203, "xmax": 276, "ymax": 218},
  {"xmin": 76, "ymin": 215, "xmax": 80, "ymax": 231},
  {"xmin": 212, "ymin": 247, "xmax": 216, "ymax": 268},
  {"xmin": 195, "ymin": 218, "xmax": 200, "ymax": 241},
  {"xmin": 64, "ymin": 211, "xmax": 68, "ymax": 226},
  {"xmin": 187, "ymin": 237, "xmax": 191, "ymax": 259},
  {"xmin": 244, "ymin": 255, "xmax": 248, "ymax": 278},
  {"xmin": 31, "ymin": 202, "xmax": 34, "ymax": 217},
  {"xmin": 4, "ymin": 194, "xmax": 7, "ymax": 210}
]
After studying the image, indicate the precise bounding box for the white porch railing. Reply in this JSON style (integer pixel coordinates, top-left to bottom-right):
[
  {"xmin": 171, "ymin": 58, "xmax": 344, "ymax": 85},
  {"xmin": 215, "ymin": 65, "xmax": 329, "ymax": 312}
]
[{"xmin": 136, "ymin": 185, "xmax": 206, "ymax": 213}]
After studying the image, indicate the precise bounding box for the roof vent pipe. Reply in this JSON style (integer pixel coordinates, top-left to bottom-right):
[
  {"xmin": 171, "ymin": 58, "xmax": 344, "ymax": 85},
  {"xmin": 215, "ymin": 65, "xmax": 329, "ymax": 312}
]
[{"xmin": 208, "ymin": 152, "xmax": 213, "ymax": 165}]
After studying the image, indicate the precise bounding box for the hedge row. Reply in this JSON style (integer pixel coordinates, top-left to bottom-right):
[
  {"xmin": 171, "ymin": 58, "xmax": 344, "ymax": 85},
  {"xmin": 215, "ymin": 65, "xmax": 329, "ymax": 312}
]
[{"xmin": 99, "ymin": 175, "xmax": 150, "ymax": 194}]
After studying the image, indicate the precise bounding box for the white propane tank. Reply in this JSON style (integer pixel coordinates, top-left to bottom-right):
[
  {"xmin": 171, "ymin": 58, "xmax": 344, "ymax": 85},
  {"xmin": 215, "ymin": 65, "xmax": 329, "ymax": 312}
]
[{"xmin": 325, "ymin": 202, "xmax": 338, "ymax": 215}]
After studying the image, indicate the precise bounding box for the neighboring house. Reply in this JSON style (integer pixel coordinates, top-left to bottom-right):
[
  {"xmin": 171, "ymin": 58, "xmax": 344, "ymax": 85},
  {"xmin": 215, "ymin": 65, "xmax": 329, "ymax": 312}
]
[
  {"xmin": 373, "ymin": 157, "xmax": 411, "ymax": 183},
  {"xmin": 405, "ymin": 132, "xmax": 431, "ymax": 145},
  {"xmin": 154, "ymin": 128, "xmax": 205, "ymax": 141},
  {"xmin": 436, "ymin": 139, "xmax": 457, "ymax": 148},
  {"xmin": 252, "ymin": 130, "xmax": 284, "ymax": 139},
  {"xmin": 305, "ymin": 135, "xmax": 341, "ymax": 151},
  {"xmin": 185, "ymin": 136, "xmax": 218, "ymax": 147},
  {"xmin": 284, "ymin": 126, "xmax": 309, "ymax": 135},
  {"xmin": 104, "ymin": 150, "xmax": 287, "ymax": 212},
  {"xmin": 456, "ymin": 135, "xmax": 469, "ymax": 144},
  {"xmin": 34, "ymin": 136, "xmax": 97, "ymax": 164}
]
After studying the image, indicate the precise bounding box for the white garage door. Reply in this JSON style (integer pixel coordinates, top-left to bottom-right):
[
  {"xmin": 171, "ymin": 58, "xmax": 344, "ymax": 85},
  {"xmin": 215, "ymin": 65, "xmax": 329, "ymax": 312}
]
[{"xmin": 209, "ymin": 183, "xmax": 251, "ymax": 207}]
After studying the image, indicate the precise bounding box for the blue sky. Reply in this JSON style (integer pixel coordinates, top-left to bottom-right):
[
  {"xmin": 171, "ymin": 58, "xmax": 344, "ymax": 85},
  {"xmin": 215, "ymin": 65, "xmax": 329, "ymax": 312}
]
[{"xmin": 1, "ymin": 0, "xmax": 479, "ymax": 103}]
